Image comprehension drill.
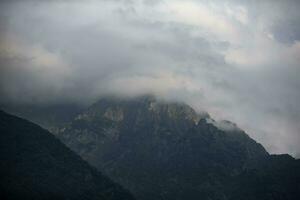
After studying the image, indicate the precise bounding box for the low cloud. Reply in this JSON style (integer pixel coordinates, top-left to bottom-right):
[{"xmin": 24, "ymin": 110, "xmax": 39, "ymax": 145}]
[{"xmin": 0, "ymin": 0, "xmax": 300, "ymax": 157}]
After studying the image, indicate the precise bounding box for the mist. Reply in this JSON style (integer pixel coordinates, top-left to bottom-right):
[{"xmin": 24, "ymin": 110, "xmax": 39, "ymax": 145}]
[{"xmin": 1, "ymin": 0, "xmax": 300, "ymax": 157}]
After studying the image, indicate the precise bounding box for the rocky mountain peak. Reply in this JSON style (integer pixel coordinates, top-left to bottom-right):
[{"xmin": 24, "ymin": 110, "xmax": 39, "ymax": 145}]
[{"xmin": 79, "ymin": 95, "xmax": 209, "ymax": 128}]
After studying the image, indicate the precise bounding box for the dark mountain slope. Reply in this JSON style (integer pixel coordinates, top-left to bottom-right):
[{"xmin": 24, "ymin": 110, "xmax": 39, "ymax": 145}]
[
  {"xmin": 0, "ymin": 110, "xmax": 135, "ymax": 200},
  {"xmin": 0, "ymin": 103, "xmax": 83, "ymax": 131},
  {"xmin": 57, "ymin": 96, "xmax": 287, "ymax": 200},
  {"xmin": 229, "ymin": 154, "xmax": 300, "ymax": 200}
]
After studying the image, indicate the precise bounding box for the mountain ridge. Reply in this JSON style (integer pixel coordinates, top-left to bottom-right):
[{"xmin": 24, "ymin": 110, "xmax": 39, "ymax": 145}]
[
  {"xmin": 2, "ymin": 95, "xmax": 299, "ymax": 200},
  {"xmin": 0, "ymin": 110, "xmax": 135, "ymax": 200},
  {"xmin": 56, "ymin": 95, "xmax": 283, "ymax": 200}
]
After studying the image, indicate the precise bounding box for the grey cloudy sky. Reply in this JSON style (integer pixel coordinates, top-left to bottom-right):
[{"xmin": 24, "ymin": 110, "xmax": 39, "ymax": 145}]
[{"xmin": 1, "ymin": 0, "xmax": 300, "ymax": 157}]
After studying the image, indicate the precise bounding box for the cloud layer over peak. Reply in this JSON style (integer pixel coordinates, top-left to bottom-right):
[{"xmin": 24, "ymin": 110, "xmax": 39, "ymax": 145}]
[{"xmin": 1, "ymin": 0, "xmax": 300, "ymax": 157}]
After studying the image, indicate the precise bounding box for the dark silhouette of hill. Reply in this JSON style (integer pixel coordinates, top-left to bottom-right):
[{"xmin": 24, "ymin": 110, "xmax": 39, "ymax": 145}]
[{"xmin": 0, "ymin": 110, "xmax": 135, "ymax": 200}]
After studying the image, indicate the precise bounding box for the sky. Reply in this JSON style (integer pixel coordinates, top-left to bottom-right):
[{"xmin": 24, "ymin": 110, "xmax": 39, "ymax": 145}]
[{"xmin": 0, "ymin": 0, "xmax": 300, "ymax": 157}]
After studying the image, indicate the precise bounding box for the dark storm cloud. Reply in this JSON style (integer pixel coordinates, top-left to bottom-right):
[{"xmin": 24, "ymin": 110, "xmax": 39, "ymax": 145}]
[{"xmin": 0, "ymin": 0, "xmax": 300, "ymax": 157}]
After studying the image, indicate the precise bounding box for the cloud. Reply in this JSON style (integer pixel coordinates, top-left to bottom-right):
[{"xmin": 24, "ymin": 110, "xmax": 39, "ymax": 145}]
[
  {"xmin": 0, "ymin": 0, "xmax": 300, "ymax": 157},
  {"xmin": 0, "ymin": 34, "xmax": 73, "ymax": 104}
]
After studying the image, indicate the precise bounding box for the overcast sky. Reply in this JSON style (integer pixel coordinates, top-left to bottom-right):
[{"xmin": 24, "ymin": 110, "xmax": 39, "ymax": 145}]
[{"xmin": 1, "ymin": 0, "xmax": 300, "ymax": 157}]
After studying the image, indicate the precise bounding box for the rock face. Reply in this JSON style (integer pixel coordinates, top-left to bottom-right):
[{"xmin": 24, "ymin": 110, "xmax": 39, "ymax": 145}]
[
  {"xmin": 56, "ymin": 95, "xmax": 299, "ymax": 200},
  {"xmin": 0, "ymin": 110, "xmax": 135, "ymax": 200}
]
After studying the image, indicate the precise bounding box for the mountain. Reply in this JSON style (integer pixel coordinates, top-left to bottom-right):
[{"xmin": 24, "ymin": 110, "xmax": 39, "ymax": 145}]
[
  {"xmin": 230, "ymin": 154, "xmax": 300, "ymax": 200},
  {"xmin": 55, "ymin": 95, "xmax": 300, "ymax": 200},
  {"xmin": 0, "ymin": 110, "xmax": 135, "ymax": 200},
  {"xmin": 0, "ymin": 103, "xmax": 84, "ymax": 132}
]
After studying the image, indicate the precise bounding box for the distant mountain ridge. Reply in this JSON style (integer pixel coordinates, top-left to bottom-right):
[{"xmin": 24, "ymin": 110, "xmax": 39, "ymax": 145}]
[
  {"xmin": 0, "ymin": 103, "xmax": 84, "ymax": 131},
  {"xmin": 2, "ymin": 95, "xmax": 299, "ymax": 200},
  {"xmin": 54, "ymin": 95, "xmax": 300, "ymax": 200},
  {"xmin": 0, "ymin": 110, "xmax": 135, "ymax": 200}
]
